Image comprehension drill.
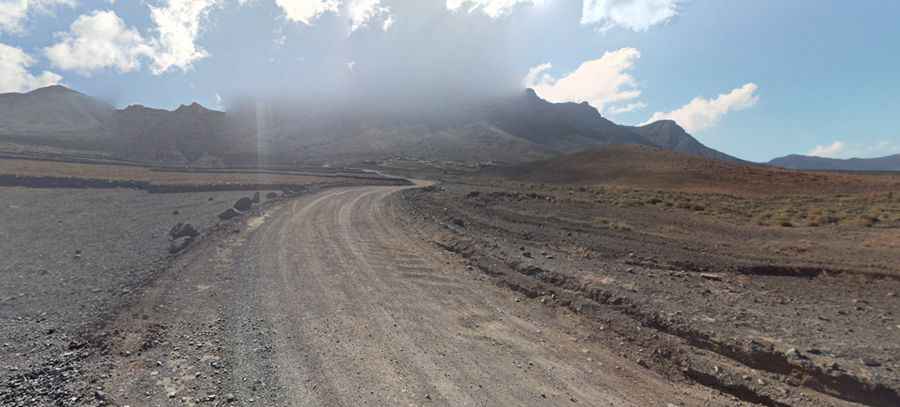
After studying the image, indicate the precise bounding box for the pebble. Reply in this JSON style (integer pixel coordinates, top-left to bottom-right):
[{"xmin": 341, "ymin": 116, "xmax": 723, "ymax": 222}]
[{"xmin": 862, "ymin": 358, "xmax": 881, "ymax": 367}]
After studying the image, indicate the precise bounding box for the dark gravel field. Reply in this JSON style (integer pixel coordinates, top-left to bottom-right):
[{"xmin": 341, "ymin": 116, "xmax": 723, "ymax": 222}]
[{"xmin": 0, "ymin": 187, "xmax": 260, "ymax": 389}]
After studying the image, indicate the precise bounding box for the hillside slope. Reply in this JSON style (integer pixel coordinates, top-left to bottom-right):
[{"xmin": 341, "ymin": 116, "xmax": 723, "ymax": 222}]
[
  {"xmin": 769, "ymin": 154, "xmax": 900, "ymax": 171},
  {"xmin": 495, "ymin": 144, "xmax": 900, "ymax": 195},
  {"xmin": 628, "ymin": 120, "xmax": 742, "ymax": 162},
  {"xmin": 0, "ymin": 86, "xmax": 114, "ymax": 144}
]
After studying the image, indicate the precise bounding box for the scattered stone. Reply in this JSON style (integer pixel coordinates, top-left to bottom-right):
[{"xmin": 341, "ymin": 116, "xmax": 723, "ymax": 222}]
[
  {"xmin": 94, "ymin": 390, "xmax": 108, "ymax": 401},
  {"xmin": 266, "ymin": 192, "xmax": 279, "ymax": 199},
  {"xmin": 218, "ymin": 208, "xmax": 242, "ymax": 220},
  {"xmin": 700, "ymin": 273, "xmax": 723, "ymax": 281},
  {"xmin": 450, "ymin": 218, "xmax": 465, "ymax": 228},
  {"xmin": 169, "ymin": 236, "xmax": 193, "ymax": 254},
  {"xmin": 169, "ymin": 222, "xmax": 199, "ymax": 239},
  {"xmin": 225, "ymin": 393, "xmax": 237, "ymax": 402},
  {"xmin": 863, "ymin": 358, "xmax": 882, "ymax": 367},
  {"xmin": 234, "ymin": 197, "xmax": 253, "ymax": 212},
  {"xmin": 172, "ymin": 210, "xmax": 180, "ymax": 215}
]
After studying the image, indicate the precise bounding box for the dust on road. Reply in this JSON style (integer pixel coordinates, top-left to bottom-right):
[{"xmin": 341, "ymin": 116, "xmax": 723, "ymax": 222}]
[{"xmin": 95, "ymin": 185, "xmax": 736, "ymax": 406}]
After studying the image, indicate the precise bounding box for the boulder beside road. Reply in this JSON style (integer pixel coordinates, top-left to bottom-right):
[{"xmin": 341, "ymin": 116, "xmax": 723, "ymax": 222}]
[
  {"xmin": 218, "ymin": 208, "xmax": 242, "ymax": 220},
  {"xmin": 233, "ymin": 197, "xmax": 253, "ymax": 212}
]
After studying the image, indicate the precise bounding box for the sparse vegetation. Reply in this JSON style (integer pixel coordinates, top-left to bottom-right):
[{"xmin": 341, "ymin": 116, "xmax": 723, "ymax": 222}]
[
  {"xmin": 592, "ymin": 216, "xmax": 634, "ymax": 231},
  {"xmin": 498, "ymin": 182, "xmax": 900, "ymax": 229}
]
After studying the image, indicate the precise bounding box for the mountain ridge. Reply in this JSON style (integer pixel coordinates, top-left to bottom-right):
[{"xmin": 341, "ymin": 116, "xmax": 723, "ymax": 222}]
[
  {"xmin": 0, "ymin": 85, "xmax": 742, "ymax": 166},
  {"xmin": 769, "ymin": 153, "xmax": 900, "ymax": 171}
]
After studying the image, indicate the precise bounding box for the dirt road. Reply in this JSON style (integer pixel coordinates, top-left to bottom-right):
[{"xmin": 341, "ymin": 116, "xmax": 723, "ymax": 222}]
[{"xmin": 89, "ymin": 184, "xmax": 747, "ymax": 406}]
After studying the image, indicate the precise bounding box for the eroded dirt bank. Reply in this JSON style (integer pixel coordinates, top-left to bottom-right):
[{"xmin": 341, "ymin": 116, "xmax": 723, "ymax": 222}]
[{"xmin": 396, "ymin": 183, "xmax": 900, "ymax": 407}]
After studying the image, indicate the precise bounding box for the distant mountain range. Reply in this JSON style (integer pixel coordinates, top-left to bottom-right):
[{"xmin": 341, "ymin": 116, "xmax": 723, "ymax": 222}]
[
  {"xmin": 768, "ymin": 154, "xmax": 900, "ymax": 172},
  {"xmin": 0, "ymin": 85, "xmax": 741, "ymax": 166}
]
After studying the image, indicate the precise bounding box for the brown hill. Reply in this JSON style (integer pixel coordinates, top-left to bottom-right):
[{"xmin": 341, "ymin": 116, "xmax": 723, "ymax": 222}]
[
  {"xmin": 496, "ymin": 144, "xmax": 900, "ymax": 195},
  {"xmin": 0, "ymin": 85, "xmax": 114, "ymax": 145},
  {"xmin": 112, "ymin": 103, "xmax": 228, "ymax": 164}
]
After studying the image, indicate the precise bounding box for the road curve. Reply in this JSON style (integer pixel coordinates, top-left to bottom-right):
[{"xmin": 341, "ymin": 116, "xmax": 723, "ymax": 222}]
[{"xmin": 100, "ymin": 185, "xmax": 732, "ymax": 406}]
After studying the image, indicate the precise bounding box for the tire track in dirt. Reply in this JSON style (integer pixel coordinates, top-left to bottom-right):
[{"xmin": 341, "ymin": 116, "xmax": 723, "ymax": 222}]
[{"xmin": 95, "ymin": 185, "xmax": 747, "ymax": 406}]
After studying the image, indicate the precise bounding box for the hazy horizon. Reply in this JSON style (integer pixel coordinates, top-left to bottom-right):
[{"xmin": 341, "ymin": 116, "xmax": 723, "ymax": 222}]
[{"xmin": 1, "ymin": 1, "xmax": 899, "ymax": 161}]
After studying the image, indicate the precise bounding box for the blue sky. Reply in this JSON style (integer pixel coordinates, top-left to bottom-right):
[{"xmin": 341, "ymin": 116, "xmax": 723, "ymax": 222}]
[{"xmin": 1, "ymin": 0, "xmax": 898, "ymax": 162}]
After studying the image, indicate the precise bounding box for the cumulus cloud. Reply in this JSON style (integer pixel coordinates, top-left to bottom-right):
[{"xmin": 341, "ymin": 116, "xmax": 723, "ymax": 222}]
[
  {"xmin": 347, "ymin": 0, "xmax": 393, "ymax": 32},
  {"xmin": 46, "ymin": 1, "xmax": 219, "ymax": 75},
  {"xmin": 0, "ymin": 0, "xmax": 75, "ymax": 34},
  {"xmin": 275, "ymin": 0, "xmax": 340, "ymax": 25},
  {"xmin": 0, "ymin": 42, "xmax": 62, "ymax": 92},
  {"xmin": 644, "ymin": 83, "xmax": 759, "ymax": 133},
  {"xmin": 271, "ymin": 0, "xmax": 392, "ymax": 32},
  {"xmin": 446, "ymin": 0, "xmax": 543, "ymax": 18},
  {"xmin": 44, "ymin": 10, "xmax": 153, "ymax": 74},
  {"xmin": 804, "ymin": 140, "xmax": 900, "ymax": 159},
  {"xmin": 607, "ymin": 101, "xmax": 646, "ymax": 114},
  {"xmin": 807, "ymin": 141, "xmax": 846, "ymax": 158},
  {"xmin": 523, "ymin": 48, "xmax": 643, "ymax": 115},
  {"xmin": 581, "ymin": 0, "xmax": 678, "ymax": 32},
  {"xmin": 147, "ymin": 0, "xmax": 220, "ymax": 74}
]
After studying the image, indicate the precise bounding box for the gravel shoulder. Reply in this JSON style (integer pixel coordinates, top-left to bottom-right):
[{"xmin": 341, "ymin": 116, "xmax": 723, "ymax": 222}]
[{"xmin": 0, "ymin": 187, "xmax": 273, "ymax": 405}]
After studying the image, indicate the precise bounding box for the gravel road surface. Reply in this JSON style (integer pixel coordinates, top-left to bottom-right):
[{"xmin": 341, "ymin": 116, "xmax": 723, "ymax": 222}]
[{"xmin": 93, "ymin": 185, "xmax": 739, "ymax": 406}]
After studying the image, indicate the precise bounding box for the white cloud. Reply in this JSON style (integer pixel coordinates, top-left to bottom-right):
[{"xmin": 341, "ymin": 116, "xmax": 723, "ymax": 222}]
[
  {"xmin": 523, "ymin": 48, "xmax": 643, "ymax": 115},
  {"xmin": 805, "ymin": 140, "xmax": 900, "ymax": 159},
  {"xmin": 147, "ymin": 0, "xmax": 220, "ymax": 74},
  {"xmin": 607, "ymin": 101, "xmax": 646, "ymax": 114},
  {"xmin": 382, "ymin": 13, "xmax": 394, "ymax": 30},
  {"xmin": 275, "ymin": 0, "xmax": 339, "ymax": 25},
  {"xmin": 44, "ymin": 10, "xmax": 153, "ymax": 74},
  {"xmin": 446, "ymin": 0, "xmax": 543, "ymax": 18},
  {"xmin": 807, "ymin": 141, "xmax": 846, "ymax": 158},
  {"xmin": 347, "ymin": 0, "xmax": 392, "ymax": 32},
  {"xmin": 0, "ymin": 0, "xmax": 75, "ymax": 34},
  {"xmin": 46, "ymin": 1, "xmax": 219, "ymax": 76},
  {"xmin": 644, "ymin": 83, "xmax": 759, "ymax": 133},
  {"xmin": 271, "ymin": 0, "xmax": 392, "ymax": 32},
  {"xmin": 0, "ymin": 42, "xmax": 62, "ymax": 92},
  {"xmin": 582, "ymin": 0, "xmax": 678, "ymax": 32}
]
